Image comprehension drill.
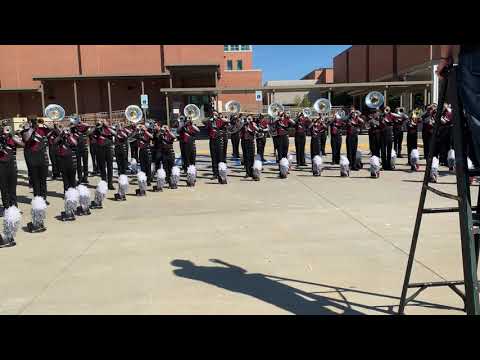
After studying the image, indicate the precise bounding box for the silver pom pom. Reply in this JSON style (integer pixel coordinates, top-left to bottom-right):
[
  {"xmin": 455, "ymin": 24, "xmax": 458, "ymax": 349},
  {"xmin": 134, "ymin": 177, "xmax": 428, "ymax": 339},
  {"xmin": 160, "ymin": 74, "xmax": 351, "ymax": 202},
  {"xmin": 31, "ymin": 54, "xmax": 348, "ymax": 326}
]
[
  {"xmin": 186, "ymin": 165, "xmax": 197, "ymax": 187},
  {"xmin": 31, "ymin": 196, "xmax": 47, "ymax": 228},
  {"xmin": 312, "ymin": 155, "xmax": 323, "ymax": 176},
  {"xmin": 340, "ymin": 155, "xmax": 350, "ymax": 177},
  {"xmin": 279, "ymin": 158, "xmax": 289, "ymax": 178}
]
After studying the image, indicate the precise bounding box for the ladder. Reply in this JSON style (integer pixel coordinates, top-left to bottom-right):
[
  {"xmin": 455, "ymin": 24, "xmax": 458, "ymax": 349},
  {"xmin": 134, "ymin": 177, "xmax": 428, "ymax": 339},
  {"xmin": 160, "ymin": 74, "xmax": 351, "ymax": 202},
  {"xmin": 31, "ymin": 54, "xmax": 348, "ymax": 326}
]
[{"xmin": 398, "ymin": 65, "xmax": 480, "ymax": 315}]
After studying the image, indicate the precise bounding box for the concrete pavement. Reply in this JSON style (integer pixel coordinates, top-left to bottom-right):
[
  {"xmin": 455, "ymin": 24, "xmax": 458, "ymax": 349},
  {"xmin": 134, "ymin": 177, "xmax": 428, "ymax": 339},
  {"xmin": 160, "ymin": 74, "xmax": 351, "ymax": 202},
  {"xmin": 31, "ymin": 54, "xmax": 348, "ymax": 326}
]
[{"xmin": 0, "ymin": 135, "xmax": 475, "ymax": 315}]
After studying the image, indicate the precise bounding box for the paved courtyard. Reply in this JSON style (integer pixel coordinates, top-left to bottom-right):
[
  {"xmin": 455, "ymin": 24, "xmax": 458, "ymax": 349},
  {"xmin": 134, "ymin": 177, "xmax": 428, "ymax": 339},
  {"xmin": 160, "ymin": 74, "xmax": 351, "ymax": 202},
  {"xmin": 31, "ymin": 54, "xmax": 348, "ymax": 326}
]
[{"xmin": 0, "ymin": 135, "xmax": 475, "ymax": 315}]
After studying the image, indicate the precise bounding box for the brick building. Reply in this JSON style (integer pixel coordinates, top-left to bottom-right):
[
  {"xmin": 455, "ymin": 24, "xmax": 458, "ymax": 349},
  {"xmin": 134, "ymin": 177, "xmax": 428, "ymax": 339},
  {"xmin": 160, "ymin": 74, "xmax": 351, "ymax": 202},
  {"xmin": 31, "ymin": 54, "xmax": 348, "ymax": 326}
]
[{"xmin": 0, "ymin": 45, "xmax": 263, "ymax": 122}]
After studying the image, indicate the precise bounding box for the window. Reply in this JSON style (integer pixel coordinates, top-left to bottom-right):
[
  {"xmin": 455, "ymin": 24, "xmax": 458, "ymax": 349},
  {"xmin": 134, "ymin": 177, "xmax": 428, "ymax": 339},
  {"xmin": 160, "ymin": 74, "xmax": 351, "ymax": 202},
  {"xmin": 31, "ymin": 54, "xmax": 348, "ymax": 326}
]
[
  {"xmin": 241, "ymin": 45, "xmax": 251, "ymax": 51},
  {"xmin": 237, "ymin": 60, "xmax": 243, "ymax": 70},
  {"xmin": 231, "ymin": 45, "xmax": 239, "ymax": 51},
  {"xmin": 227, "ymin": 60, "xmax": 233, "ymax": 70},
  {"xmin": 224, "ymin": 45, "xmax": 229, "ymax": 51}
]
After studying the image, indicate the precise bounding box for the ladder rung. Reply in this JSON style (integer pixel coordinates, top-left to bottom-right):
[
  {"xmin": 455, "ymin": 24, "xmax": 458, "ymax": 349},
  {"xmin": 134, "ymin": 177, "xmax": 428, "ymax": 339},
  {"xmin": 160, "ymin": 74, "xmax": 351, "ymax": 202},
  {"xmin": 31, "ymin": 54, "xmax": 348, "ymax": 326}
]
[
  {"xmin": 408, "ymin": 280, "xmax": 467, "ymax": 288},
  {"xmin": 424, "ymin": 185, "xmax": 460, "ymax": 201},
  {"xmin": 423, "ymin": 206, "xmax": 479, "ymax": 214}
]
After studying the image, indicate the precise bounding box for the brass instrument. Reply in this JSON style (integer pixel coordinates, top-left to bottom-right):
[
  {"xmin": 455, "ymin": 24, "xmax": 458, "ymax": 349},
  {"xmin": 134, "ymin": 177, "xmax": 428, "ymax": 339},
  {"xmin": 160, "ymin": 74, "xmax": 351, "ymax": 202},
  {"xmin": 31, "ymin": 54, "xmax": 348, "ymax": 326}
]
[
  {"xmin": 125, "ymin": 105, "xmax": 143, "ymax": 124},
  {"xmin": 44, "ymin": 104, "xmax": 66, "ymax": 122},
  {"xmin": 184, "ymin": 104, "xmax": 201, "ymax": 121},
  {"xmin": 268, "ymin": 103, "xmax": 284, "ymax": 118},
  {"xmin": 224, "ymin": 100, "xmax": 241, "ymax": 114},
  {"xmin": 313, "ymin": 98, "xmax": 331, "ymax": 115},
  {"xmin": 365, "ymin": 91, "xmax": 385, "ymax": 109}
]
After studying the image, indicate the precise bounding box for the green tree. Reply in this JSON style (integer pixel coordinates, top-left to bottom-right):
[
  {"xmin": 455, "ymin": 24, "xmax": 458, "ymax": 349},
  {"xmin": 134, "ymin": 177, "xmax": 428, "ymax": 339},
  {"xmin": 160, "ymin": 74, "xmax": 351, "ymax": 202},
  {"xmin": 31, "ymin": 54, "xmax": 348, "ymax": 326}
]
[{"xmin": 299, "ymin": 96, "xmax": 312, "ymax": 108}]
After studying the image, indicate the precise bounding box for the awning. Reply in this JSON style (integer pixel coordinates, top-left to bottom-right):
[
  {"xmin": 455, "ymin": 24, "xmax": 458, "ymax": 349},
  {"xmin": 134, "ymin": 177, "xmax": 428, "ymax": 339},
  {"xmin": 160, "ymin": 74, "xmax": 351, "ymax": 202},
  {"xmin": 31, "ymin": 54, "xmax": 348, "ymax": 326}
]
[
  {"xmin": 32, "ymin": 73, "xmax": 170, "ymax": 81},
  {"xmin": 0, "ymin": 88, "xmax": 40, "ymax": 93}
]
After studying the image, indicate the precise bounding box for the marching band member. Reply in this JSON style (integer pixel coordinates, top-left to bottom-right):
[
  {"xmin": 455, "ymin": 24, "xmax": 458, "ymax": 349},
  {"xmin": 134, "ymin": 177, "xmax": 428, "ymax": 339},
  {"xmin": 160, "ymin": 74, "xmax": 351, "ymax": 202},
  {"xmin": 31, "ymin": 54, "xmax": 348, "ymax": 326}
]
[
  {"xmin": 70, "ymin": 116, "xmax": 91, "ymax": 184},
  {"xmin": 158, "ymin": 125, "xmax": 177, "ymax": 187},
  {"xmin": 94, "ymin": 119, "xmax": 116, "ymax": 190},
  {"xmin": 89, "ymin": 124, "xmax": 99, "ymax": 175},
  {"xmin": 393, "ymin": 108, "xmax": 408, "ymax": 158},
  {"xmin": 229, "ymin": 114, "xmax": 241, "ymax": 159},
  {"xmin": 436, "ymin": 104, "xmax": 453, "ymax": 166},
  {"xmin": 406, "ymin": 110, "xmax": 420, "ymax": 167},
  {"xmin": 0, "ymin": 123, "xmax": 23, "ymax": 211},
  {"xmin": 421, "ymin": 104, "xmax": 436, "ymax": 160},
  {"xmin": 346, "ymin": 109, "xmax": 364, "ymax": 171},
  {"xmin": 22, "ymin": 116, "xmax": 49, "ymax": 202},
  {"xmin": 240, "ymin": 116, "xmax": 258, "ymax": 178},
  {"xmin": 309, "ymin": 115, "xmax": 327, "ymax": 169},
  {"xmin": 127, "ymin": 122, "xmax": 139, "ymax": 163},
  {"xmin": 47, "ymin": 123, "xmax": 61, "ymax": 180},
  {"xmin": 367, "ymin": 110, "xmax": 382, "ymax": 157},
  {"xmin": 274, "ymin": 112, "xmax": 294, "ymax": 167},
  {"xmin": 203, "ymin": 112, "xmax": 229, "ymax": 180},
  {"xmin": 54, "ymin": 124, "xmax": 78, "ymax": 192},
  {"xmin": 137, "ymin": 122, "xmax": 154, "ymax": 186},
  {"xmin": 178, "ymin": 115, "xmax": 200, "ymax": 173},
  {"xmin": 379, "ymin": 106, "xmax": 399, "ymax": 170},
  {"xmin": 294, "ymin": 113, "xmax": 310, "ymax": 166},
  {"xmin": 330, "ymin": 110, "xmax": 346, "ymax": 165},
  {"xmin": 113, "ymin": 123, "xmax": 130, "ymax": 176},
  {"xmin": 255, "ymin": 114, "xmax": 269, "ymax": 162}
]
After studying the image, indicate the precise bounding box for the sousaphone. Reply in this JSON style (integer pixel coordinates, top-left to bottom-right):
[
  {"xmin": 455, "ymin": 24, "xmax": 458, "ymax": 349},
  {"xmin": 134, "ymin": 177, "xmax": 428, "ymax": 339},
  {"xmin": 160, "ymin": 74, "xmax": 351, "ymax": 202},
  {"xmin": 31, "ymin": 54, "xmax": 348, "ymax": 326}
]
[{"xmin": 125, "ymin": 105, "xmax": 143, "ymax": 124}]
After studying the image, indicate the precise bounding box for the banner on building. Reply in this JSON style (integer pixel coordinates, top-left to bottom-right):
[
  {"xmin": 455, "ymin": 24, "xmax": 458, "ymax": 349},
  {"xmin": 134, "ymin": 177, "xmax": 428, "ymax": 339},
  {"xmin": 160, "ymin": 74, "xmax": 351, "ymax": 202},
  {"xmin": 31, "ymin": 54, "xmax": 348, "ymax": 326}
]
[
  {"xmin": 255, "ymin": 91, "xmax": 263, "ymax": 102},
  {"xmin": 140, "ymin": 94, "xmax": 149, "ymax": 109}
]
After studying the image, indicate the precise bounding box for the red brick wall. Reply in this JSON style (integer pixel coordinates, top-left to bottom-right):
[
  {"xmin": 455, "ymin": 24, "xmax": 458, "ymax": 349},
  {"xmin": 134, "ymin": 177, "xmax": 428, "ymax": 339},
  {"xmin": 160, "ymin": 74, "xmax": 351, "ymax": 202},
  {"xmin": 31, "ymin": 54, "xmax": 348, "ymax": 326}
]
[
  {"xmin": 397, "ymin": 45, "xmax": 430, "ymax": 74},
  {"xmin": 0, "ymin": 92, "xmax": 42, "ymax": 118},
  {"xmin": 0, "ymin": 45, "xmax": 79, "ymax": 88},
  {"xmin": 218, "ymin": 70, "xmax": 262, "ymax": 112},
  {"xmin": 348, "ymin": 45, "xmax": 368, "ymax": 83},
  {"xmin": 324, "ymin": 69, "xmax": 334, "ymax": 83},
  {"xmin": 164, "ymin": 45, "xmax": 224, "ymax": 69},
  {"xmin": 223, "ymin": 51, "xmax": 253, "ymax": 70},
  {"xmin": 333, "ymin": 51, "xmax": 348, "ymax": 83},
  {"xmin": 43, "ymin": 80, "xmax": 76, "ymax": 115},
  {"xmin": 79, "ymin": 45, "xmax": 163, "ymax": 75},
  {"xmin": 369, "ymin": 45, "xmax": 394, "ymax": 81}
]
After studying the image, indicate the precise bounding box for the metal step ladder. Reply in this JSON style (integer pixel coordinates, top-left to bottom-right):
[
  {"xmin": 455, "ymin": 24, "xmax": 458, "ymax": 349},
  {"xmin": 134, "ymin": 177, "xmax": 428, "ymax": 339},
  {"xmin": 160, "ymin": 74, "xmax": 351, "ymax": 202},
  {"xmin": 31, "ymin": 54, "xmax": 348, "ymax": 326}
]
[{"xmin": 398, "ymin": 65, "xmax": 480, "ymax": 315}]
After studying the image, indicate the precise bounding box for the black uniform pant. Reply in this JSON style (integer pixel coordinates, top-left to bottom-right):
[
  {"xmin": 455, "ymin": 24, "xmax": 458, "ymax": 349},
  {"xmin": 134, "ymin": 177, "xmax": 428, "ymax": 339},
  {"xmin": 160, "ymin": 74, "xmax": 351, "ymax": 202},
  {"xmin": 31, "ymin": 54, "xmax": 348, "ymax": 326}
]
[
  {"xmin": 330, "ymin": 133, "xmax": 342, "ymax": 164},
  {"xmin": 139, "ymin": 147, "xmax": 152, "ymax": 184},
  {"xmin": 273, "ymin": 136, "xmax": 279, "ymax": 162},
  {"xmin": 153, "ymin": 149, "xmax": 163, "ymax": 173},
  {"xmin": 180, "ymin": 139, "xmax": 196, "ymax": 171},
  {"xmin": 0, "ymin": 160, "xmax": 17, "ymax": 208},
  {"xmin": 49, "ymin": 144, "xmax": 60, "ymax": 178},
  {"xmin": 161, "ymin": 146, "xmax": 175, "ymax": 184},
  {"xmin": 346, "ymin": 133, "xmax": 359, "ymax": 170},
  {"xmin": 393, "ymin": 128, "xmax": 404, "ymax": 157},
  {"xmin": 76, "ymin": 145, "xmax": 89, "ymax": 181},
  {"xmin": 89, "ymin": 143, "xmax": 98, "ymax": 173},
  {"xmin": 57, "ymin": 154, "xmax": 77, "ymax": 192},
  {"xmin": 277, "ymin": 134, "xmax": 289, "ymax": 160},
  {"xmin": 406, "ymin": 131, "xmax": 418, "ymax": 165},
  {"xmin": 130, "ymin": 141, "xmax": 139, "ymax": 162},
  {"xmin": 435, "ymin": 127, "xmax": 451, "ymax": 165},
  {"xmin": 422, "ymin": 130, "xmax": 432, "ymax": 160},
  {"xmin": 96, "ymin": 145, "xmax": 114, "ymax": 185},
  {"xmin": 24, "ymin": 151, "xmax": 33, "ymax": 187},
  {"xmin": 223, "ymin": 133, "xmax": 228, "ymax": 161},
  {"xmin": 241, "ymin": 138, "xmax": 255, "ymax": 177},
  {"xmin": 320, "ymin": 132, "xmax": 327, "ymax": 155},
  {"xmin": 370, "ymin": 130, "xmax": 382, "ymax": 157},
  {"xmin": 294, "ymin": 134, "xmax": 306, "ymax": 166},
  {"xmin": 115, "ymin": 144, "xmax": 128, "ymax": 175},
  {"xmin": 30, "ymin": 163, "xmax": 48, "ymax": 200},
  {"xmin": 231, "ymin": 132, "xmax": 240, "ymax": 158},
  {"xmin": 381, "ymin": 126, "xmax": 394, "ymax": 170},
  {"xmin": 209, "ymin": 135, "xmax": 226, "ymax": 176},
  {"xmin": 256, "ymin": 137, "xmax": 266, "ymax": 161}
]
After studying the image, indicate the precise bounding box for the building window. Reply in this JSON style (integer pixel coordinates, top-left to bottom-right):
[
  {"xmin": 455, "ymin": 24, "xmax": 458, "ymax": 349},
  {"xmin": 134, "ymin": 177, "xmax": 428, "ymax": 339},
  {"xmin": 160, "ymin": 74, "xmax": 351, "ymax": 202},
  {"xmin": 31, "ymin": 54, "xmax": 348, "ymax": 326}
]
[
  {"xmin": 231, "ymin": 45, "xmax": 239, "ymax": 51},
  {"xmin": 237, "ymin": 60, "xmax": 243, "ymax": 70},
  {"xmin": 240, "ymin": 45, "xmax": 251, "ymax": 51},
  {"xmin": 224, "ymin": 45, "xmax": 229, "ymax": 51},
  {"xmin": 224, "ymin": 45, "xmax": 251, "ymax": 52},
  {"xmin": 227, "ymin": 60, "xmax": 233, "ymax": 71}
]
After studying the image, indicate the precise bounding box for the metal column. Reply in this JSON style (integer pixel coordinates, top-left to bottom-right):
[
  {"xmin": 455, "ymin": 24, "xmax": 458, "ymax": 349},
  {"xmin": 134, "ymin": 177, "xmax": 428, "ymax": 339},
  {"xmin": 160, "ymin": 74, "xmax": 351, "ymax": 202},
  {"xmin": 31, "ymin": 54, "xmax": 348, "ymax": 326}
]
[
  {"xmin": 40, "ymin": 82, "xmax": 46, "ymax": 113},
  {"xmin": 73, "ymin": 80, "xmax": 79, "ymax": 114},
  {"xmin": 165, "ymin": 93, "xmax": 170, "ymax": 127},
  {"xmin": 107, "ymin": 80, "xmax": 112, "ymax": 119}
]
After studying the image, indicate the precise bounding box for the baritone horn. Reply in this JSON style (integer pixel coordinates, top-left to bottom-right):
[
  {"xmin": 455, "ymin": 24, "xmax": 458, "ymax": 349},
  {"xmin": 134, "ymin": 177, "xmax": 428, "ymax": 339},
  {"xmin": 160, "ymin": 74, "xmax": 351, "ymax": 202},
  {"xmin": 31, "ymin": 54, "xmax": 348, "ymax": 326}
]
[
  {"xmin": 44, "ymin": 104, "xmax": 66, "ymax": 122},
  {"xmin": 184, "ymin": 104, "xmax": 201, "ymax": 121},
  {"xmin": 313, "ymin": 98, "xmax": 331, "ymax": 115},
  {"xmin": 268, "ymin": 102, "xmax": 284, "ymax": 118},
  {"xmin": 365, "ymin": 91, "xmax": 385, "ymax": 109},
  {"xmin": 224, "ymin": 100, "xmax": 241, "ymax": 114},
  {"xmin": 125, "ymin": 105, "xmax": 143, "ymax": 124}
]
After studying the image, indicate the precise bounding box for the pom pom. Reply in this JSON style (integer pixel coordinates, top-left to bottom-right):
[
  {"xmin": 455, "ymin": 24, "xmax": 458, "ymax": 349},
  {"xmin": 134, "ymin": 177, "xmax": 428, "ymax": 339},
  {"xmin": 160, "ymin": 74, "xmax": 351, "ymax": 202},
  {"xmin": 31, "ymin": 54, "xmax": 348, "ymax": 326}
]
[
  {"xmin": 171, "ymin": 166, "xmax": 180, "ymax": 177},
  {"xmin": 118, "ymin": 174, "xmax": 129, "ymax": 196},
  {"xmin": 77, "ymin": 184, "xmax": 91, "ymax": 211},
  {"xmin": 340, "ymin": 155, "xmax": 350, "ymax": 177},
  {"xmin": 447, "ymin": 149, "xmax": 455, "ymax": 171},
  {"xmin": 312, "ymin": 155, "xmax": 323, "ymax": 176},
  {"xmin": 156, "ymin": 168, "xmax": 166, "ymax": 190},
  {"xmin": 3, "ymin": 206, "xmax": 22, "ymax": 242},
  {"xmin": 170, "ymin": 166, "xmax": 181, "ymax": 189},
  {"xmin": 390, "ymin": 149, "xmax": 397, "ymax": 169},
  {"xmin": 430, "ymin": 157, "xmax": 439, "ymax": 183},
  {"xmin": 65, "ymin": 187, "xmax": 79, "ymax": 215},
  {"xmin": 279, "ymin": 157, "xmax": 289, "ymax": 178},
  {"xmin": 218, "ymin": 162, "xmax": 228, "ymax": 183},
  {"xmin": 410, "ymin": 149, "xmax": 420, "ymax": 170},
  {"xmin": 129, "ymin": 159, "xmax": 138, "ymax": 173},
  {"xmin": 468, "ymin": 157, "xmax": 474, "ymax": 170},
  {"xmin": 187, "ymin": 165, "xmax": 197, "ymax": 187},
  {"xmin": 97, "ymin": 180, "xmax": 108, "ymax": 195},
  {"xmin": 369, "ymin": 156, "xmax": 381, "ymax": 178},
  {"xmin": 253, "ymin": 159, "xmax": 263, "ymax": 180},
  {"xmin": 31, "ymin": 196, "xmax": 47, "ymax": 212},
  {"xmin": 137, "ymin": 171, "xmax": 147, "ymax": 192}
]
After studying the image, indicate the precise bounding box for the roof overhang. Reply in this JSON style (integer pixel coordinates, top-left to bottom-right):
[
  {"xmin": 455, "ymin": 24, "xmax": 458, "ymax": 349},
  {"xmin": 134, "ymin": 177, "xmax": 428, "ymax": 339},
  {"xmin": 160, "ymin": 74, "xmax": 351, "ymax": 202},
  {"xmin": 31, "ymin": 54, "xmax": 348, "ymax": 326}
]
[
  {"xmin": 32, "ymin": 73, "xmax": 170, "ymax": 81},
  {"xmin": 166, "ymin": 64, "xmax": 221, "ymax": 79},
  {"xmin": 0, "ymin": 88, "xmax": 40, "ymax": 93},
  {"xmin": 161, "ymin": 87, "xmax": 218, "ymax": 95}
]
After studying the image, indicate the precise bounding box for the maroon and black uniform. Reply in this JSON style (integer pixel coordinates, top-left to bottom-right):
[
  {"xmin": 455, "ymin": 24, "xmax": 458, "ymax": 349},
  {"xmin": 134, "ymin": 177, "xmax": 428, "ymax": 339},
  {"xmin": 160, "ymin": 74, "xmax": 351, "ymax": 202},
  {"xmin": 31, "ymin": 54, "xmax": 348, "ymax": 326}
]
[
  {"xmin": 89, "ymin": 131, "xmax": 98, "ymax": 174},
  {"xmin": 406, "ymin": 116, "xmax": 419, "ymax": 165},
  {"xmin": 46, "ymin": 125, "xmax": 61, "ymax": 178},
  {"xmin": 127, "ymin": 123, "xmax": 139, "ymax": 162},
  {"xmin": 229, "ymin": 116, "xmax": 241, "ymax": 159},
  {"xmin": 159, "ymin": 128, "xmax": 176, "ymax": 185},
  {"xmin": 178, "ymin": 120, "xmax": 200, "ymax": 172},
  {"xmin": 114, "ymin": 127, "xmax": 130, "ymax": 175},
  {"xmin": 55, "ymin": 129, "xmax": 78, "ymax": 192},
  {"xmin": 95, "ymin": 124, "xmax": 116, "ymax": 188},
  {"xmin": 0, "ymin": 131, "xmax": 22, "ymax": 208},
  {"xmin": 393, "ymin": 112, "xmax": 408, "ymax": 158},
  {"xmin": 274, "ymin": 115, "xmax": 294, "ymax": 163},
  {"xmin": 255, "ymin": 116, "xmax": 269, "ymax": 161},
  {"xmin": 71, "ymin": 122, "xmax": 90, "ymax": 183},
  {"xmin": 368, "ymin": 113, "xmax": 382, "ymax": 157},
  {"xmin": 435, "ymin": 107, "xmax": 453, "ymax": 165},
  {"xmin": 346, "ymin": 112, "xmax": 364, "ymax": 170},
  {"xmin": 310, "ymin": 119, "xmax": 327, "ymax": 162},
  {"xmin": 205, "ymin": 117, "xmax": 228, "ymax": 177},
  {"xmin": 380, "ymin": 112, "xmax": 397, "ymax": 170},
  {"xmin": 330, "ymin": 115, "xmax": 345, "ymax": 164},
  {"xmin": 421, "ymin": 108, "xmax": 436, "ymax": 160},
  {"xmin": 240, "ymin": 120, "xmax": 258, "ymax": 177},
  {"xmin": 137, "ymin": 128, "xmax": 153, "ymax": 184},
  {"xmin": 294, "ymin": 115, "xmax": 310, "ymax": 166},
  {"xmin": 22, "ymin": 124, "xmax": 49, "ymax": 200}
]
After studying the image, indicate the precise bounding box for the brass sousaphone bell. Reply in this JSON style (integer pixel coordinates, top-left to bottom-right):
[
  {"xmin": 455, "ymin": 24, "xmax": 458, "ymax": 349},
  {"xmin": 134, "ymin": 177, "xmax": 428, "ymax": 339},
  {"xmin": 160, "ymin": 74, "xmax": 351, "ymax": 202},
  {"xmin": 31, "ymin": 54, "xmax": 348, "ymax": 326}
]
[
  {"xmin": 184, "ymin": 104, "xmax": 201, "ymax": 121},
  {"xmin": 313, "ymin": 98, "xmax": 332, "ymax": 115},
  {"xmin": 268, "ymin": 102, "xmax": 284, "ymax": 118},
  {"xmin": 365, "ymin": 91, "xmax": 385, "ymax": 109},
  {"xmin": 224, "ymin": 100, "xmax": 241, "ymax": 114},
  {"xmin": 125, "ymin": 105, "xmax": 143, "ymax": 124},
  {"xmin": 44, "ymin": 104, "xmax": 66, "ymax": 122}
]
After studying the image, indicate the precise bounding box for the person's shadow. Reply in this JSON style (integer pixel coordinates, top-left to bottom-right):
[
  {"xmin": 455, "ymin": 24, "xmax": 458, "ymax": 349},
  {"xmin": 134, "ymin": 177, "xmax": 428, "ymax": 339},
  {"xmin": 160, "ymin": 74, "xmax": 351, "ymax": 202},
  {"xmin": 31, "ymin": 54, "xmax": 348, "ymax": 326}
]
[{"xmin": 171, "ymin": 259, "xmax": 365, "ymax": 315}]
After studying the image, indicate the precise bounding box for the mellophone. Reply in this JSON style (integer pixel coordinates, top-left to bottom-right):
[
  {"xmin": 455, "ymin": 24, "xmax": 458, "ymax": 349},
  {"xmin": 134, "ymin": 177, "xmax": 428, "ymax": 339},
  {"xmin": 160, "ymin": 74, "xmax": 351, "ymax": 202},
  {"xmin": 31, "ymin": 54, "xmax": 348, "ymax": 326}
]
[{"xmin": 0, "ymin": 93, "xmax": 452, "ymax": 247}]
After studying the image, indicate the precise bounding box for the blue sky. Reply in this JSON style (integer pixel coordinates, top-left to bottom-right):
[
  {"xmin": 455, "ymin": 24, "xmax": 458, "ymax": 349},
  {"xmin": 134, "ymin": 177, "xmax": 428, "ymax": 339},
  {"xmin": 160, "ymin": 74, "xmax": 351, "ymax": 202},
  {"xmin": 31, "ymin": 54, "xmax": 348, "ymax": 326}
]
[{"xmin": 252, "ymin": 45, "xmax": 351, "ymax": 82}]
